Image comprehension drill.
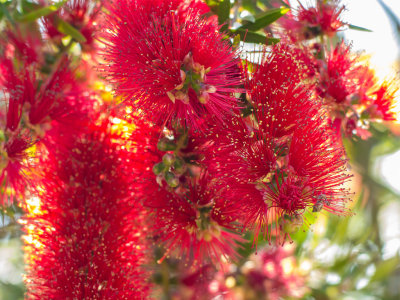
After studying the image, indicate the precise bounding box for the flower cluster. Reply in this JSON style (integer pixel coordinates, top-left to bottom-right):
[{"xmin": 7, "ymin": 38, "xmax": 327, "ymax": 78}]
[
  {"xmin": 205, "ymin": 43, "xmax": 351, "ymax": 244},
  {"xmin": 22, "ymin": 117, "xmax": 151, "ymax": 299},
  {"xmin": 0, "ymin": 31, "xmax": 92, "ymax": 204},
  {"xmin": 102, "ymin": 0, "xmax": 354, "ymax": 266},
  {"xmin": 0, "ymin": 0, "xmax": 398, "ymax": 298},
  {"xmin": 276, "ymin": 0, "xmax": 346, "ymax": 41},
  {"xmin": 40, "ymin": 0, "xmax": 103, "ymax": 52},
  {"xmin": 275, "ymin": 1, "xmax": 397, "ymax": 140},
  {"xmin": 103, "ymin": 0, "xmax": 241, "ymax": 130},
  {"xmin": 316, "ymin": 42, "xmax": 397, "ymax": 138}
]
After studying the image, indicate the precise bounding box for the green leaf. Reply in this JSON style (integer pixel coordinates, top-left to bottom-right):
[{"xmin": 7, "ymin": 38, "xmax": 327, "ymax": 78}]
[
  {"xmin": 15, "ymin": 0, "xmax": 67, "ymax": 22},
  {"xmin": 230, "ymin": 28, "xmax": 280, "ymax": 44},
  {"xmin": 217, "ymin": 0, "xmax": 230, "ymax": 30},
  {"xmin": 239, "ymin": 7, "xmax": 289, "ymax": 31},
  {"xmin": 55, "ymin": 16, "xmax": 87, "ymax": 43},
  {"xmin": 242, "ymin": 0, "xmax": 257, "ymax": 14},
  {"xmin": 370, "ymin": 256, "xmax": 400, "ymax": 282},
  {"xmin": 348, "ymin": 24, "xmax": 373, "ymax": 32},
  {"xmin": 0, "ymin": 1, "xmax": 14, "ymax": 25},
  {"xmin": 378, "ymin": 0, "xmax": 400, "ymax": 37}
]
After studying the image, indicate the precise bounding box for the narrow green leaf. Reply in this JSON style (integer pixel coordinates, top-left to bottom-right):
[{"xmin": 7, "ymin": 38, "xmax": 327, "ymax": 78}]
[
  {"xmin": 55, "ymin": 17, "xmax": 87, "ymax": 43},
  {"xmin": 378, "ymin": 0, "xmax": 400, "ymax": 37},
  {"xmin": 239, "ymin": 7, "xmax": 289, "ymax": 31},
  {"xmin": 370, "ymin": 256, "xmax": 400, "ymax": 282},
  {"xmin": 348, "ymin": 24, "xmax": 373, "ymax": 32},
  {"xmin": 0, "ymin": 1, "xmax": 14, "ymax": 25},
  {"xmin": 231, "ymin": 28, "xmax": 280, "ymax": 44},
  {"xmin": 218, "ymin": 0, "xmax": 230, "ymax": 30},
  {"xmin": 16, "ymin": 0, "xmax": 67, "ymax": 22},
  {"xmin": 242, "ymin": 0, "xmax": 257, "ymax": 14}
]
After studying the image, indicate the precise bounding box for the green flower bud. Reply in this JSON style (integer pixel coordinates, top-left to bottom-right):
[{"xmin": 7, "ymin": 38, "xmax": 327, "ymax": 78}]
[
  {"xmin": 157, "ymin": 138, "xmax": 177, "ymax": 151},
  {"xmin": 165, "ymin": 172, "xmax": 179, "ymax": 188},
  {"xmin": 173, "ymin": 156, "xmax": 186, "ymax": 174},
  {"xmin": 162, "ymin": 153, "xmax": 175, "ymax": 166},
  {"xmin": 152, "ymin": 162, "xmax": 166, "ymax": 175}
]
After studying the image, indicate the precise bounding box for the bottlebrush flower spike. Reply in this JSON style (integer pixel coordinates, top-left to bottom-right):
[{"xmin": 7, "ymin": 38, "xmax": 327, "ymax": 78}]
[
  {"xmin": 367, "ymin": 81, "xmax": 397, "ymax": 121},
  {"xmin": 5, "ymin": 29, "xmax": 42, "ymax": 65},
  {"xmin": 41, "ymin": 0, "xmax": 103, "ymax": 52},
  {"xmin": 247, "ymin": 43, "xmax": 319, "ymax": 138},
  {"xmin": 206, "ymin": 43, "xmax": 351, "ymax": 244},
  {"xmin": 23, "ymin": 120, "xmax": 151, "ymax": 299},
  {"xmin": 103, "ymin": 0, "xmax": 241, "ymax": 130},
  {"xmin": 262, "ymin": 121, "xmax": 352, "ymax": 242},
  {"xmin": 146, "ymin": 171, "xmax": 243, "ymax": 266},
  {"xmin": 276, "ymin": 0, "xmax": 346, "ymax": 41},
  {"xmin": 0, "ymin": 45, "xmax": 95, "ymax": 203},
  {"xmin": 0, "ymin": 133, "xmax": 33, "ymax": 205},
  {"xmin": 317, "ymin": 42, "xmax": 397, "ymax": 138},
  {"xmin": 124, "ymin": 117, "xmax": 242, "ymax": 265},
  {"xmin": 316, "ymin": 41, "xmax": 359, "ymax": 104}
]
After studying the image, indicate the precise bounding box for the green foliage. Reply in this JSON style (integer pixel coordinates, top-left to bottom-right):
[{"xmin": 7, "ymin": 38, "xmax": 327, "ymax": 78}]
[
  {"xmin": 348, "ymin": 24, "xmax": 373, "ymax": 32},
  {"xmin": 230, "ymin": 28, "xmax": 280, "ymax": 44},
  {"xmin": 54, "ymin": 16, "xmax": 87, "ymax": 43},
  {"xmin": 238, "ymin": 7, "xmax": 289, "ymax": 31},
  {"xmin": 217, "ymin": 0, "xmax": 231, "ymax": 31},
  {"xmin": 370, "ymin": 256, "xmax": 400, "ymax": 282},
  {"xmin": 15, "ymin": 0, "xmax": 68, "ymax": 23}
]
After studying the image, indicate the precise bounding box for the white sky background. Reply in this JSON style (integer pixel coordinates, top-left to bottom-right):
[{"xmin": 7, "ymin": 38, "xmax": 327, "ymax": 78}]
[{"xmin": 343, "ymin": 0, "xmax": 400, "ymax": 78}]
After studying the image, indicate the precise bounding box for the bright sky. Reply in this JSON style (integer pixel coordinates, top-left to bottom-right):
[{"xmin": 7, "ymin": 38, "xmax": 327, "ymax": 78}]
[{"xmin": 343, "ymin": 0, "xmax": 400, "ymax": 78}]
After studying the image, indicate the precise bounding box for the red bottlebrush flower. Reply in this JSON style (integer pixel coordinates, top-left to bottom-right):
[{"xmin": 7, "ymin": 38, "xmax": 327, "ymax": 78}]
[
  {"xmin": 103, "ymin": 0, "xmax": 241, "ymax": 130},
  {"xmin": 247, "ymin": 43, "xmax": 319, "ymax": 138},
  {"xmin": 0, "ymin": 133, "xmax": 33, "ymax": 204},
  {"xmin": 28, "ymin": 61, "xmax": 75, "ymax": 126},
  {"xmin": 23, "ymin": 120, "xmax": 151, "ymax": 299},
  {"xmin": 0, "ymin": 56, "xmax": 35, "ymax": 132},
  {"xmin": 254, "ymin": 121, "xmax": 350, "ymax": 243},
  {"xmin": 178, "ymin": 0, "xmax": 212, "ymax": 17},
  {"xmin": 41, "ymin": 0, "xmax": 103, "ymax": 52},
  {"xmin": 276, "ymin": 0, "xmax": 346, "ymax": 41},
  {"xmin": 317, "ymin": 42, "xmax": 397, "ymax": 138},
  {"xmin": 206, "ymin": 43, "xmax": 351, "ymax": 244},
  {"xmin": 127, "ymin": 120, "xmax": 242, "ymax": 263},
  {"xmin": 1, "ymin": 47, "xmax": 93, "ymax": 136},
  {"xmin": 114, "ymin": 115, "xmax": 238, "ymax": 265},
  {"xmin": 366, "ymin": 81, "xmax": 397, "ymax": 121},
  {"xmin": 146, "ymin": 172, "xmax": 243, "ymax": 266},
  {"xmin": 316, "ymin": 42, "xmax": 358, "ymax": 104},
  {"xmin": 0, "ymin": 37, "xmax": 96, "ymax": 202},
  {"xmin": 205, "ymin": 117, "xmax": 276, "ymax": 188},
  {"xmin": 5, "ymin": 29, "xmax": 42, "ymax": 65},
  {"xmin": 298, "ymin": 0, "xmax": 345, "ymax": 36}
]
